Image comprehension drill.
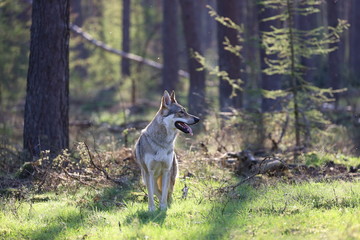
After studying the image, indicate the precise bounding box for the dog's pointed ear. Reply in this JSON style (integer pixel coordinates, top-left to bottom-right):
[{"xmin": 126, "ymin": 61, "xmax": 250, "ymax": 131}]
[
  {"xmin": 170, "ymin": 90, "xmax": 177, "ymax": 103},
  {"xmin": 161, "ymin": 90, "xmax": 171, "ymax": 109}
]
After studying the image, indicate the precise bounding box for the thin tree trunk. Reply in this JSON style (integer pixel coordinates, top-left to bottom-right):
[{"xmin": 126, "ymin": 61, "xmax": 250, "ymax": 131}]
[
  {"xmin": 327, "ymin": 0, "xmax": 341, "ymax": 106},
  {"xmin": 217, "ymin": 0, "xmax": 242, "ymax": 112},
  {"xmin": 71, "ymin": 0, "xmax": 89, "ymax": 90},
  {"xmin": 339, "ymin": 0, "xmax": 350, "ymax": 71},
  {"xmin": 179, "ymin": 0, "xmax": 206, "ymax": 116},
  {"xmin": 162, "ymin": 0, "xmax": 179, "ymax": 92},
  {"xmin": 295, "ymin": 0, "xmax": 319, "ymax": 84},
  {"xmin": 258, "ymin": 2, "xmax": 282, "ymax": 112},
  {"xmin": 24, "ymin": 0, "xmax": 70, "ymax": 158},
  {"xmin": 286, "ymin": 0, "xmax": 301, "ymax": 161}
]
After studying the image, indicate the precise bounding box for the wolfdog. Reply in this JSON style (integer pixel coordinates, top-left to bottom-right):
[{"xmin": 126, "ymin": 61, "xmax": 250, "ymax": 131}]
[{"xmin": 134, "ymin": 90, "xmax": 200, "ymax": 211}]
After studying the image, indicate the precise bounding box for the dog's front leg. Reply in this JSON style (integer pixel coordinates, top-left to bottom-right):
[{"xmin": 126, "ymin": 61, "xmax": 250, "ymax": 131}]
[
  {"xmin": 160, "ymin": 169, "xmax": 170, "ymax": 210},
  {"xmin": 147, "ymin": 170, "xmax": 156, "ymax": 211}
]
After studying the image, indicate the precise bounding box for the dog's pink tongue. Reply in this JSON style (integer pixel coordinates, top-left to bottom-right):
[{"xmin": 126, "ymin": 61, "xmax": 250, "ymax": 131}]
[
  {"xmin": 186, "ymin": 125, "xmax": 193, "ymax": 136},
  {"xmin": 188, "ymin": 126, "xmax": 193, "ymax": 136}
]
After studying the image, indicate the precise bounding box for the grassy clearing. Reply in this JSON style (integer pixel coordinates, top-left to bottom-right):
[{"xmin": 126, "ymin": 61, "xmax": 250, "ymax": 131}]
[{"xmin": 1, "ymin": 177, "xmax": 360, "ymax": 240}]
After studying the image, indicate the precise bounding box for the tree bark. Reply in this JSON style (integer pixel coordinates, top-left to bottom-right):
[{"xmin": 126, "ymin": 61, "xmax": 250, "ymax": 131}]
[
  {"xmin": 23, "ymin": 0, "xmax": 70, "ymax": 158},
  {"xmin": 162, "ymin": 0, "xmax": 179, "ymax": 92},
  {"xmin": 217, "ymin": 0, "xmax": 242, "ymax": 112},
  {"xmin": 179, "ymin": 0, "xmax": 206, "ymax": 116}
]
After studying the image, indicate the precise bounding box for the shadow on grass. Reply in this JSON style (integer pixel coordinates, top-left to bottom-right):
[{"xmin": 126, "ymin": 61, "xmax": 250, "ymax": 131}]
[
  {"xmin": 27, "ymin": 209, "xmax": 86, "ymax": 240},
  {"xmin": 198, "ymin": 184, "xmax": 260, "ymax": 239},
  {"xmin": 26, "ymin": 183, "xmax": 143, "ymax": 240},
  {"xmin": 24, "ymin": 181, "xmax": 257, "ymax": 239},
  {"xmin": 125, "ymin": 209, "xmax": 167, "ymax": 225},
  {"xmin": 76, "ymin": 174, "xmax": 143, "ymax": 211},
  {"xmin": 200, "ymin": 181, "xmax": 360, "ymax": 239},
  {"xmin": 85, "ymin": 182, "xmax": 169, "ymax": 225},
  {"xmin": 90, "ymin": 185, "xmax": 140, "ymax": 211}
]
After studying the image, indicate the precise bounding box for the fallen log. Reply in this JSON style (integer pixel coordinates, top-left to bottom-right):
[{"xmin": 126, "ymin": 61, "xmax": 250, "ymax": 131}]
[{"xmin": 220, "ymin": 151, "xmax": 287, "ymax": 176}]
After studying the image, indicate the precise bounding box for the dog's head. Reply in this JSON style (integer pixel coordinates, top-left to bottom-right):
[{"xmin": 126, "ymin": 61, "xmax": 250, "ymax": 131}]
[{"xmin": 160, "ymin": 90, "xmax": 200, "ymax": 135}]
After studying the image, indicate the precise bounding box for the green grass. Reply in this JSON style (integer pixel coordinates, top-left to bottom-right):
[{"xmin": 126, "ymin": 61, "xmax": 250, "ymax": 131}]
[
  {"xmin": 302, "ymin": 151, "xmax": 360, "ymax": 167},
  {"xmin": 1, "ymin": 178, "xmax": 360, "ymax": 240}
]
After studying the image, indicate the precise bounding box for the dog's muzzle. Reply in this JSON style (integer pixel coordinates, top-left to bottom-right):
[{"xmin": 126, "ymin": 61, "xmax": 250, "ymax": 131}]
[{"xmin": 175, "ymin": 117, "xmax": 200, "ymax": 135}]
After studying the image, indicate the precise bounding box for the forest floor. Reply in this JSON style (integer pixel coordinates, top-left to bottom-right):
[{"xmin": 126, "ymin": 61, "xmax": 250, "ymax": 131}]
[
  {"xmin": 1, "ymin": 148, "xmax": 360, "ymax": 240},
  {"xmin": 1, "ymin": 108, "xmax": 360, "ymax": 239}
]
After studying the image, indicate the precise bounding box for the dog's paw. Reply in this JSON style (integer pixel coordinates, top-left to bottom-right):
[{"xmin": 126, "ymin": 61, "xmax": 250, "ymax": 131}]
[{"xmin": 160, "ymin": 203, "xmax": 167, "ymax": 211}]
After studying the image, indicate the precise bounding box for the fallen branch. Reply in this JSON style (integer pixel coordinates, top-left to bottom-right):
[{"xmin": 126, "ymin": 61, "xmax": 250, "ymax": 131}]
[
  {"xmin": 62, "ymin": 168, "xmax": 97, "ymax": 189},
  {"xmin": 70, "ymin": 24, "xmax": 189, "ymax": 78},
  {"xmin": 84, "ymin": 143, "xmax": 127, "ymax": 186},
  {"xmin": 216, "ymin": 158, "xmax": 269, "ymax": 194}
]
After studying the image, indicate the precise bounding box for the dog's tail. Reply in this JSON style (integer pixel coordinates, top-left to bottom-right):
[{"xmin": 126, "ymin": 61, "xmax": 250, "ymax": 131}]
[
  {"xmin": 156, "ymin": 156, "xmax": 178, "ymax": 201},
  {"xmin": 156, "ymin": 175, "xmax": 163, "ymax": 194}
]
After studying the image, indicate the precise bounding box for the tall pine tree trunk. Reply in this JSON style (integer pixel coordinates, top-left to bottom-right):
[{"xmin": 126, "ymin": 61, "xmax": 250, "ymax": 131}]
[
  {"xmin": 203, "ymin": 0, "xmax": 216, "ymax": 51},
  {"xmin": 162, "ymin": 0, "xmax": 179, "ymax": 92},
  {"xmin": 243, "ymin": 0, "xmax": 261, "ymax": 109},
  {"xmin": 217, "ymin": 0, "xmax": 242, "ymax": 112},
  {"xmin": 121, "ymin": 0, "xmax": 134, "ymax": 103},
  {"xmin": 179, "ymin": 0, "xmax": 206, "ymax": 116},
  {"xmin": 350, "ymin": 0, "xmax": 360, "ymax": 83},
  {"xmin": 122, "ymin": 0, "xmax": 131, "ymax": 77},
  {"xmin": 24, "ymin": 0, "xmax": 70, "ymax": 158}
]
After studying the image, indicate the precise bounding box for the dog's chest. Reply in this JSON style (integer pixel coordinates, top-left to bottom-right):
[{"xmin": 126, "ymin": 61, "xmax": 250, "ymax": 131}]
[
  {"xmin": 154, "ymin": 147, "xmax": 173, "ymax": 162},
  {"xmin": 145, "ymin": 147, "xmax": 174, "ymax": 171}
]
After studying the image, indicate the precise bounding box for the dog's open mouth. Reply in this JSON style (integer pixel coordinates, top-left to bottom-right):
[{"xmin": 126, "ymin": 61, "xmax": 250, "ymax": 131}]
[{"xmin": 175, "ymin": 121, "xmax": 193, "ymax": 135}]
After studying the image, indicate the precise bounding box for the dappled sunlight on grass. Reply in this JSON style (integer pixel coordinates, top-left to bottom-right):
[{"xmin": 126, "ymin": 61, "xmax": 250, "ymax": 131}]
[{"xmin": 1, "ymin": 178, "xmax": 360, "ymax": 239}]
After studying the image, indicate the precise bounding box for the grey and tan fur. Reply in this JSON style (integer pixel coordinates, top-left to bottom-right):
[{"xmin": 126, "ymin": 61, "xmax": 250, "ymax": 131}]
[{"xmin": 134, "ymin": 90, "xmax": 199, "ymax": 211}]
